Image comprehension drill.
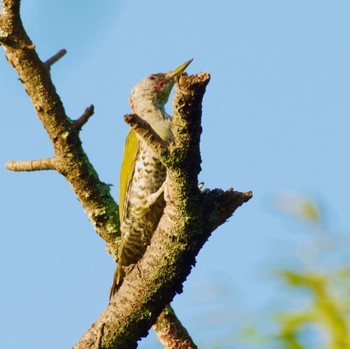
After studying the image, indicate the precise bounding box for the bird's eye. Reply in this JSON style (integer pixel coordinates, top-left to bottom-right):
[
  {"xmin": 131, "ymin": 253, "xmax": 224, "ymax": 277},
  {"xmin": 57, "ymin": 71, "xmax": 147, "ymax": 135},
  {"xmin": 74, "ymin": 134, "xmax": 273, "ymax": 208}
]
[{"xmin": 149, "ymin": 75, "xmax": 156, "ymax": 80}]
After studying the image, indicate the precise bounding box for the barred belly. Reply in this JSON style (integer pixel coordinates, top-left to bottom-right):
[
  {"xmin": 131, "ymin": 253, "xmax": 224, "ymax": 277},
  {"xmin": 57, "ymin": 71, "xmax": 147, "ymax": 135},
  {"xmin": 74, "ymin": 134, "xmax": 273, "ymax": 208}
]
[{"xmin": 119, "ymin": 140, "xmax": 166, "ymax": 266}]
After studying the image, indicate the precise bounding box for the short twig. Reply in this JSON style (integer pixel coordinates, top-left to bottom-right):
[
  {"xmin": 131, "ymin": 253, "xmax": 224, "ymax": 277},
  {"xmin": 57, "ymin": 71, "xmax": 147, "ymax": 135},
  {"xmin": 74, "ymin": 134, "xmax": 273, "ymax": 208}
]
[
  {"xmin": 44, "ymin": 49, "xmax": 67, "ymax": 69},
  {"xmin": 124, "ymin": 113, "xmax": 168, "ymax": 157},
  {"xmin": 72, "ymin": 105, "xmax": 95, "ymax": 130},
  {"xmin": 6, "ymin": 157, "xmax": 57, "ymax": 172}
]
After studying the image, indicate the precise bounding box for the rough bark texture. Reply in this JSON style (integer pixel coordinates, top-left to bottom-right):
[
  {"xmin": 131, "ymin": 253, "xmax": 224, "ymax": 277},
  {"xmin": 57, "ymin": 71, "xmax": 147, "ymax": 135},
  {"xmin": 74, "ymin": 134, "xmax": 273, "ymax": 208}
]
[
  {"xmin": 1, "ymin": 1, "xmax": 252, "ymax": 348},
  {"xmin": 0, "ymin": 0, "xmax": 120, "ymax": 258},
  {"xmin": 72, "ymin": 73, "xmax": 251, "ymax": 349},
  {"xmin": 154, "ymin": 305, "xmax": 198, "ymax": 349}
]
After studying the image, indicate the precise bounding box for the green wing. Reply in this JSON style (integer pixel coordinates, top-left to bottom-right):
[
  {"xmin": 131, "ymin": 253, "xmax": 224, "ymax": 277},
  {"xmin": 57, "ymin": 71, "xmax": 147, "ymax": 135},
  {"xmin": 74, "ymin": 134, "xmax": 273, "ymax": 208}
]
[{"xmin": 119, "ymin": 129, "xmax": 140, "ymax": 221}]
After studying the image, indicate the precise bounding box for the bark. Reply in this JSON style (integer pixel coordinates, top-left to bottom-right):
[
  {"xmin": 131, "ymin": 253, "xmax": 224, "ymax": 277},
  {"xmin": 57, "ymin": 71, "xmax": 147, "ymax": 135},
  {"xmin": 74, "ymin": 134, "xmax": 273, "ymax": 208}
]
[
  {"xmin": 73, "ymin": 73, "xmax": 251, "ymax": 349},
  {"xmin": 1, "ymin": 1, "xmax": 252, "ymax": 348},
  {"xmin": 0, "ymin": 0, "xmax": 120, "ymax": 258},
  {"xmin": 153, "ymin": 305, "xmax": 198, "ymax": 349}
]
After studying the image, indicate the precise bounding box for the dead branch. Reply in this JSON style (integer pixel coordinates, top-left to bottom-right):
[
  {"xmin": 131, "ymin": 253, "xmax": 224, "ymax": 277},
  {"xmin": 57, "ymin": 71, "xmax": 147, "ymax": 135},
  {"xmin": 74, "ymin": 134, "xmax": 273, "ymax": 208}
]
[
  {"xmin": 44, "ymin": 48, "xmax": 67, "ymax": 69},
  {"xmin": 0, "ymin": 0, "xmax": 120, "ymax": 256},
  {"xmin": 124, "ymin": 113, "xmax": 169, "ymax": 157},
  {"xmin": 6, "ymin": 157, "xmax": 57, "ymax": 171},
  {"xmin": 72, "ymin": 73, "xmax": 252, "ymax": 349},
  {"xmin": 73, "ymin": 104, "xmax": 95, "ymax": 130},
  {"xmin": 1, "ymin": 2, "xmax": 252, "ymax": 348}
]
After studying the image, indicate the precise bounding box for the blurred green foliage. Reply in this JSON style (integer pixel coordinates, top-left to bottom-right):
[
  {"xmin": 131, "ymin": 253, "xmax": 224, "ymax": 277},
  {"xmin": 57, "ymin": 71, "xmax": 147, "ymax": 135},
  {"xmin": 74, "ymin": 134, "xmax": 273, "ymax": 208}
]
[
  {"xmin": 272, "ymin": 195, "xmax": 350, "ymax": 349},
  {"xmin": 203, "ymin": 195, "xmax": 350, "ymax": 349}
]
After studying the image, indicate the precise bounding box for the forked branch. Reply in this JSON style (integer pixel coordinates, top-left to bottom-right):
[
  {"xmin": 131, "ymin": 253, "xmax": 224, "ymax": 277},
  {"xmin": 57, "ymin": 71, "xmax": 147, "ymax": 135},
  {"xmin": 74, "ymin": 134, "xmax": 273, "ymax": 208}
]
[
  {"xmin": 74, "ymin": 73, "xmax": 251, "ymax": 349},
  {"xmin": 1, "ymin": 1, "xmax": 252, "ymax": 348},
  {"xmin": 0, "ymin": 0, "xmax": 120, "ymax": 255}
]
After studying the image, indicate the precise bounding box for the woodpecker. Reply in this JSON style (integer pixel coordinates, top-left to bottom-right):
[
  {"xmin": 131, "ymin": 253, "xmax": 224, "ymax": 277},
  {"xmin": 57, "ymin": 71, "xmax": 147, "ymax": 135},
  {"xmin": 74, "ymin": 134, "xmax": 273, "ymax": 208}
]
[{"xmin": 110, "ymin": 59, "xmax": 192, "ymax": 298}]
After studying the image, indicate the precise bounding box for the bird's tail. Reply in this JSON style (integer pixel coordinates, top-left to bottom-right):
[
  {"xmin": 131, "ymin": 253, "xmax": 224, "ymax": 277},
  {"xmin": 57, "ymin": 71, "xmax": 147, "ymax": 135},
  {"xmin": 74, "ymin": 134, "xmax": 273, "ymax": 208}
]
[{"xmin": 109, "ymin": 264, "xmax": 125, "ymax": 301}]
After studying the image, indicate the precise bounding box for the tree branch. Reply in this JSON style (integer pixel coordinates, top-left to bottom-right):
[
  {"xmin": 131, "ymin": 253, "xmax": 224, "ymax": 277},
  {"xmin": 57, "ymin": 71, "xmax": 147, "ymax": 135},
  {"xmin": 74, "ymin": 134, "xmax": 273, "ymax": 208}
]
[
  {"xmin": 1, "ymin": 1, "xmax": 198, "ymax": 347},
  {"xmin": 6, "ymin": 157, "xmax": 57, "ymax": 171},
  {"xmin": 124, "ymin": 113, "xmax": 169, "ymax": 157},
  {"xmin": 73, "ymin": 104, "xmax": 95, "ymax": 130},
  {"xmin": 44, "ymin": 48, "xmax": 67, "ymax": 69},
  {"xmin": 73, "ymin": 74, "xmax": 252, "ymax": 349},
  {"xmin": 203, "ymin": 188, "xmax": 253, "ymax": 232},
  {"xmin": 124, "ymin": 106, "xmax": 202, "ymax": 347},
  {"xmin": 0, "ymin": 0, "xmax": 119, "ymax": 257},
  {"xmin": 153, "ymin": 305, "xmax": 198, "ymax": 349},
  {"xmin": 74, "ymin": 181, "xmax": 250, "ymax": 349},
  {"xmin": 1, "ymin": 1, "xmax": 252, "ymax": 347}
]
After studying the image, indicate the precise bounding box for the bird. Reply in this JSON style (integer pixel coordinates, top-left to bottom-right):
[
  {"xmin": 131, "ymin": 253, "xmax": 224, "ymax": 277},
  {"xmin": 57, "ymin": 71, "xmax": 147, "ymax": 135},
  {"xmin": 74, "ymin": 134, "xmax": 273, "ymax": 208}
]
[{"xmin": 110, "ymin": 59, "xmax": 193, "ymax": 299}]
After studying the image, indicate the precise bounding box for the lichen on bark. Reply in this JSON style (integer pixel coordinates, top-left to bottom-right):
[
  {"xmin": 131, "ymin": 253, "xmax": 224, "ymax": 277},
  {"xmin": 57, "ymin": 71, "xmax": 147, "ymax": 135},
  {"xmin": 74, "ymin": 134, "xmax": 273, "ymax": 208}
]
[{"xmin": 1, "ymin": 1, "xmax": 252, "ymax": 348}]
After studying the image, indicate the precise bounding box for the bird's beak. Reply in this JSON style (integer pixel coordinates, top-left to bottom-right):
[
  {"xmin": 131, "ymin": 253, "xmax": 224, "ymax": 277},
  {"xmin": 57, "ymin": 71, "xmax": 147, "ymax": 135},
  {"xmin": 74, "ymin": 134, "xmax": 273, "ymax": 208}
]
[{"xmin": 166, "ymin": 59, "xmax": 193, "ymax": 79}]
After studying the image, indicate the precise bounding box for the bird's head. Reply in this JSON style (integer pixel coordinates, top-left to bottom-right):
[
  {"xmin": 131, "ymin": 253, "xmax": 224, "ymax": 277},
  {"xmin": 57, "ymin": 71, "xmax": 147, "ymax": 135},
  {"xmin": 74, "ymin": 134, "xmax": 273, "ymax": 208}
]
[{"xmin": 129, "ymin": 59, "xmax": 193, "ymax": 114}]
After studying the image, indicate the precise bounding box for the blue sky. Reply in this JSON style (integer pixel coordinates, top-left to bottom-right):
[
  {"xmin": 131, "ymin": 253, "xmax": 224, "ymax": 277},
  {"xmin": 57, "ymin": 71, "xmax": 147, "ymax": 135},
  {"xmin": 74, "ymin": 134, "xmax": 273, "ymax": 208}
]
[{"xmin": 1, "ymin": 1, "xmax": 350, "ymax": 348}]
